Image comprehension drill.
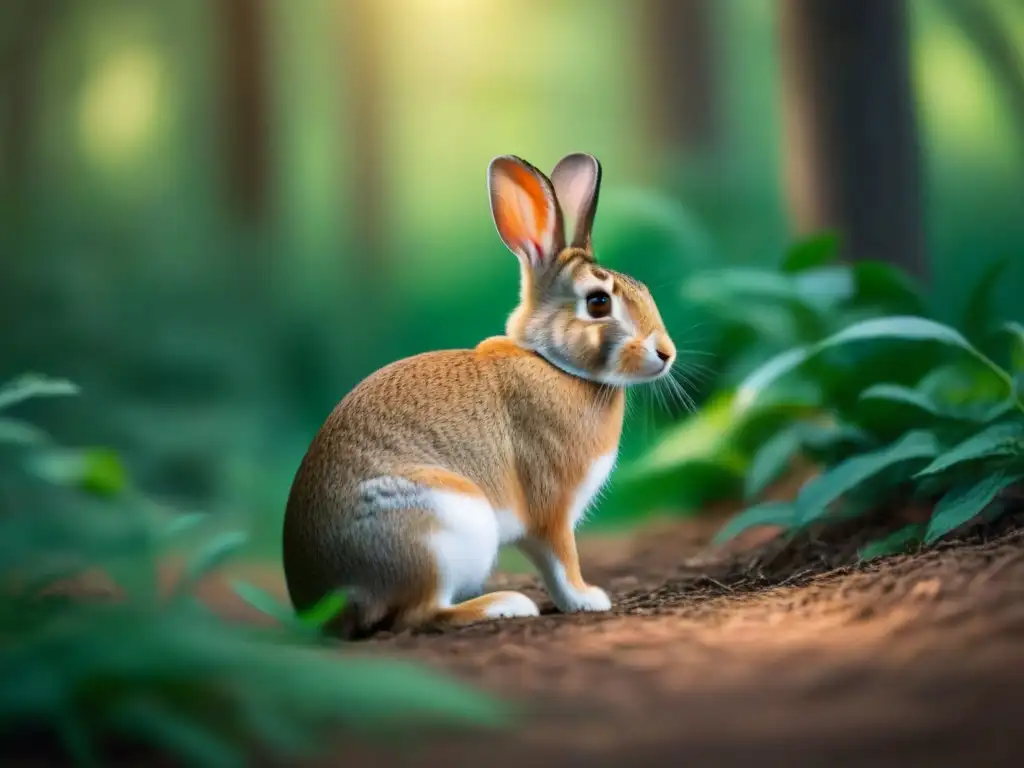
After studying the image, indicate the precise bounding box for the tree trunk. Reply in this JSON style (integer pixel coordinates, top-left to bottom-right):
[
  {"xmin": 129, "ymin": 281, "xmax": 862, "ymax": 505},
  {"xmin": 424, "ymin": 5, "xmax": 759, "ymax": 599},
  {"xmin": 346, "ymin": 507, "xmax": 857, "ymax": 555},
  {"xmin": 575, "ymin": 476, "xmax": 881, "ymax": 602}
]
[
  {"xmin": 0, "ymin": 2, "xmax": 62, "ymax": 204},
  {"xmin": 779, "ymin": 0, "xmax": 928, "ymax": 281},
  {"xmin": 643, "ymin": 0, "xmax": 720, "ymax": 152},
  {"xmin": 216, "ymin": 0, "xmax": 271, "ymax": 225},
  {"xmin": 337, "ymin": 0, "xmax": 387, "ymax": 291}
]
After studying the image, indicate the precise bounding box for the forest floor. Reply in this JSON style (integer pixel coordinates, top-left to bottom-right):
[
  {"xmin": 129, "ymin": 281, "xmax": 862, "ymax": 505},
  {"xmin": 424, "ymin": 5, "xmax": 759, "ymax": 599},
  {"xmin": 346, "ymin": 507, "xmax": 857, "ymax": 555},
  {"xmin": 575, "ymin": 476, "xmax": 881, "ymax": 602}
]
[{"xmin": 208, "ymin": 497, "xmax": 1024, "ymax": 768}]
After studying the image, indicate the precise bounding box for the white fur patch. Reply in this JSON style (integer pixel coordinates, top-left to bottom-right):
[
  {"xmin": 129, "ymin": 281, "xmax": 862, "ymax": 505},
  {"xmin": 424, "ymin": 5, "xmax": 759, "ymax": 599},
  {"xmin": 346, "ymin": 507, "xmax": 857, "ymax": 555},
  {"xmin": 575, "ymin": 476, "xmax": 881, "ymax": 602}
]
[
  {"xmin": 483, "ymin": 592, "xmax": 540, "ymax": 619},
  {"xmin": 568, "ymin": 451, "xmax": 618, "ymax": 528},
  {"xmin": 426, "ymin": 490, "xmax": 501, "ymax": 607},
  {"xmin": 494, "ymin": 507, "xmax": 527, "ymax": 545},
  {"xmin": 610, "ymin": 293, "xmax": 636, "ymax": 334}
]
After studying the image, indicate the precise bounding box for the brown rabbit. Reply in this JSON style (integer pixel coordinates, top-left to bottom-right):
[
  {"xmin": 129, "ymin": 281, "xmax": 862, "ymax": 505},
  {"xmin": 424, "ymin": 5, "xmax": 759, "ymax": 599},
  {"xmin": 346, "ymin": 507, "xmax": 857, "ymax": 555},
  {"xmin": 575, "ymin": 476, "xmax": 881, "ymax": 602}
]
[{"xmin": 282, "ymin": 153, "xmax": 677, "ymax": 637}]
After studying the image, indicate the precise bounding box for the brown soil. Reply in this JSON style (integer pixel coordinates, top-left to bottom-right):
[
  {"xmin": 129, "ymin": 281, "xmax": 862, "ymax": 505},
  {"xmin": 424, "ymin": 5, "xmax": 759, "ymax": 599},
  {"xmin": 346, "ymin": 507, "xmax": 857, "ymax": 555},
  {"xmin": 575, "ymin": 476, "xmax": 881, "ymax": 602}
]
[{"xmin": 198, "ymin": 502, "xmax": 1024, "ymax": 768}]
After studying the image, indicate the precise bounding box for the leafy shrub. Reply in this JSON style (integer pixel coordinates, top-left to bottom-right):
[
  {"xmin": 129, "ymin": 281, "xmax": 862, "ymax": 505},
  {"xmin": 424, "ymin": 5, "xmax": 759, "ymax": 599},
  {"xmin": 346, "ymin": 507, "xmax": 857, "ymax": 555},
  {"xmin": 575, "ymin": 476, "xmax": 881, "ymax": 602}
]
[
  {"xmin": 617, "ymin": 233, "xmax": 934, "ymax": 512},
  {"xmin": 614, "ymin": 234, "xmax": 1024, "ymax": 552},
  {"xmin": 715, "ymin": 314, "xmax": 1023, "ymax": 557},
  {"xmin": 0, "ymin": 375, "xmax": 506, "ymax": 767},
  {"xmin": 619, "ymin": 238, "xmax": 1022, "ymax": 555}
]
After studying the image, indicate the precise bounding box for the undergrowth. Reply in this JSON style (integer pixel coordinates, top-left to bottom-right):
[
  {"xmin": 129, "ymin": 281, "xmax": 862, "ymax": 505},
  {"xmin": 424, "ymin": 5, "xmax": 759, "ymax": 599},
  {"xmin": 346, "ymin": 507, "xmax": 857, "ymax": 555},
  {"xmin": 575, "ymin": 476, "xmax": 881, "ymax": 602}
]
[
  {"xmin": 0, "ymin": 375, "xmax": 506, "ymax": 767},
  {"xmin": 621, "ymin": 235, "xmax": 1024, "ymax": 557}
]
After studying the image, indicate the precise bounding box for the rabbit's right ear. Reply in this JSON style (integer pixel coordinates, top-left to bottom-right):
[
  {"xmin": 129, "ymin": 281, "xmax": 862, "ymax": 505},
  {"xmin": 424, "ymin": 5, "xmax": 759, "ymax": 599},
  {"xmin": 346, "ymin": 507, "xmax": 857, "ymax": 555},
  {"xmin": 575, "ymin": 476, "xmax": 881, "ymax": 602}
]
[
  {"xmin": 551, "ymin": 153, "xmax": 602, "ymax": 252},
  {"xmin": 488, "ymin": 155, "xmax": 564, "ymax": 269}
]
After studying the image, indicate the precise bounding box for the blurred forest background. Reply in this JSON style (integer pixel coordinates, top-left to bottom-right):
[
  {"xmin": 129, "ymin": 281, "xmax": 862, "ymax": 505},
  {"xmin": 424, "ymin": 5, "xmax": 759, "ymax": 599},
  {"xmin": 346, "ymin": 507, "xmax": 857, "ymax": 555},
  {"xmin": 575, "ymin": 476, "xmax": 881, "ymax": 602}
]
[{"xmin": 2, "ymin": 0, "xmax": 1023, "ymax": 555}]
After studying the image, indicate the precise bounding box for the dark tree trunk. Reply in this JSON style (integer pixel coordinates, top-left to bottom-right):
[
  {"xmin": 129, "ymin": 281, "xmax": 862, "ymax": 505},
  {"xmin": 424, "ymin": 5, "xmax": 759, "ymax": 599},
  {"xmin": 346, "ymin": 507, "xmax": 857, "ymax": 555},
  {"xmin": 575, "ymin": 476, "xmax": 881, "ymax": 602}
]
[
  {"xmin": 643, "ymin": 0, "xmax": 721, "ymax": 152},
  {"xmin": 0, "ymin": 2, "xmax": 62, "ymax": 204},
  {"xmin": 779, "ymin": 0, "xmax": 928, "ymax": 281},
  {"xmin": 216, "ymin": 0, "xmax": 272, "ymax": 225},
  {"xmin": 338, "ymin": 0, "xmax": 387, "ymax": 290}
]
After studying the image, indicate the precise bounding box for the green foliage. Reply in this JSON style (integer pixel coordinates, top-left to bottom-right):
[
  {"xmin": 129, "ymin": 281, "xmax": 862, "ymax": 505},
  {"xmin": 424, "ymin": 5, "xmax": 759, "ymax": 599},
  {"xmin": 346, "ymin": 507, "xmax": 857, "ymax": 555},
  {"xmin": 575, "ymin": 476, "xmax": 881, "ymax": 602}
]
[
  {"xmin": 619, "ymin": 241, "xmax": 938, "ymax": 515},
  {"xmin": 780, "ymin": 231, "xmax": 841, "ymax": 273},
  {"xmin": 0, "ymin": 376, "xmax": 506, "ymax": 766},
  {"xmin": 231, "ymin": 582, "xmax": 349, "ymax": 633},
  {"xmin": 916, "ymin": 421, "xmax": 1024, "ymax": 477},
  {"xmin": 628, "ymin": 240, "xmax": 1024, "ymax": 553},
  {"xmin": 711, "ymin": 501, "xmax": 796, "ymax": 546},
  {"xmin": 858, "ymin": 523, "xmax": 926, "ymax": 561},
  {"xmin": 793, "ymin": 430, "xmax": 940, "ymax": 526},
  {"xmin": 925, "ymin": 473, "xmax": 1022, "ymax": 544}
]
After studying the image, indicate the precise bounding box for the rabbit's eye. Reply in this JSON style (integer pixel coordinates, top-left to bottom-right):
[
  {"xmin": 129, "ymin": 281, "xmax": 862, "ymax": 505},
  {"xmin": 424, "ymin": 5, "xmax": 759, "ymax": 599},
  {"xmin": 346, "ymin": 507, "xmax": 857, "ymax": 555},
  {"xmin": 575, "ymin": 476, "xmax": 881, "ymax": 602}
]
[{"xmin": 585, "ymin": 291, "xmax": 612, "ymax": 319}]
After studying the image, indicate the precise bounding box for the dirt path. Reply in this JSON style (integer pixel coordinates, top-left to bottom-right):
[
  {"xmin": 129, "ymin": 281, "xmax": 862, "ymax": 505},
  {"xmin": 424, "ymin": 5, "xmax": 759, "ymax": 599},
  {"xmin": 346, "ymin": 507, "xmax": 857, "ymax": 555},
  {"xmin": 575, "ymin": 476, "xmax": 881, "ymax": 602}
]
[{"xmin": 210, "ymin": 510, "xmax": 1024, "ymax": 767}]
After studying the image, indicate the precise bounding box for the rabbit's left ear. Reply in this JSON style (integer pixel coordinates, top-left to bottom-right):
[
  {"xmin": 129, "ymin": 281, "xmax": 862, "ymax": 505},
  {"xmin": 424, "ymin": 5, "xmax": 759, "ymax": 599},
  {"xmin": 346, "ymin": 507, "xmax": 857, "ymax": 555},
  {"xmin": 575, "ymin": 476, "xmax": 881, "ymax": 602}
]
[
  {"xmin": 551, "ymin": 153, "xmax": 602, "ymax": 251},
  {"xmin": 488, "ymin": 155, "xmax": 564, "ymax": 270}
]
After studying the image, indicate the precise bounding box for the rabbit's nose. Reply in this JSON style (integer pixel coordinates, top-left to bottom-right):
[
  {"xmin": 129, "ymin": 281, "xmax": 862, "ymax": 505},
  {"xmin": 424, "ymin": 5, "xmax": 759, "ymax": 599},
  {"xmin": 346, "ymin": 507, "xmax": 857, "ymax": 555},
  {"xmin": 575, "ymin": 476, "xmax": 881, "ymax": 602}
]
[{"xmin": 656, "ymin": 348, "xmax": 671, "ymax": 363}]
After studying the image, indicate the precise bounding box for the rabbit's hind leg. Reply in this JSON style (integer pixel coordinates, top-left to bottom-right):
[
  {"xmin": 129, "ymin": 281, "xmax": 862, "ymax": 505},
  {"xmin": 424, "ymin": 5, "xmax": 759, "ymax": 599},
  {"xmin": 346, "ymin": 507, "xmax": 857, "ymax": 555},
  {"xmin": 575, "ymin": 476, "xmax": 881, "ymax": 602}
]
[{"xmin": 370, "ymin": 467, "xmax": 539, "ymax": 632}]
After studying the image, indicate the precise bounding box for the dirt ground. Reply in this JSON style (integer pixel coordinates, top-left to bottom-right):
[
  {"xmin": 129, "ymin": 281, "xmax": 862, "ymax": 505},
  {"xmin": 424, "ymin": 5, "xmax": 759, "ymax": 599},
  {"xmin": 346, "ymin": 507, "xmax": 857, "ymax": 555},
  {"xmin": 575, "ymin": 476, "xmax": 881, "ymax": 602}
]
[{"xmin": 203, "ymin": 501, "xmax": 1024, "ymax": 768}]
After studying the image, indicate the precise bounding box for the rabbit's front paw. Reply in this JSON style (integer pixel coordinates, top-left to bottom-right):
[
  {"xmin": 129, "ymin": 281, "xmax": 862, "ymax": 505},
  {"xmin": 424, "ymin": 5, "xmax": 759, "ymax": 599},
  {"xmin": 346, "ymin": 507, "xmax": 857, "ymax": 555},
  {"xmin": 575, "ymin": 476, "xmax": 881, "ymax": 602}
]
[{"xmin": 562, "ymin": 585, "xmax": 612, "ymax": 613}]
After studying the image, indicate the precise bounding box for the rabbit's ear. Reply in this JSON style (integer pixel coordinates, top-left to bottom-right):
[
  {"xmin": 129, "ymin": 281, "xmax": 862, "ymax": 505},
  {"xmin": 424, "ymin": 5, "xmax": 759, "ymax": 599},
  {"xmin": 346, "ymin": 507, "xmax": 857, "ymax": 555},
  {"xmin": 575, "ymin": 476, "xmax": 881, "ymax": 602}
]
[
  {"xmin": 551, "ymin": 153, "xmax": 602, "ymax": 252},
  {"xmin": 488, "ymin": 155, "xmax": 564, "ymax": 269}
]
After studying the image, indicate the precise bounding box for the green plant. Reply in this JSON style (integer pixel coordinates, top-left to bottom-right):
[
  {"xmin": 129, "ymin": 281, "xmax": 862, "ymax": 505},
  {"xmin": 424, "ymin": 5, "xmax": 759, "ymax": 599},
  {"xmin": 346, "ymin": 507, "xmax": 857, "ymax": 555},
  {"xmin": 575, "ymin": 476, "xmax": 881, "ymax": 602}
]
[
  {"xmin": 615, "ymin": 234, "xmax": 935, "ymax": 514},
  {"xmin": 0, "ymin": 375, "xmax": 506, "ymax": 767},
  {"xmin": 711, "ymin": 310, "xmax": 1023, "ymax": 558}
]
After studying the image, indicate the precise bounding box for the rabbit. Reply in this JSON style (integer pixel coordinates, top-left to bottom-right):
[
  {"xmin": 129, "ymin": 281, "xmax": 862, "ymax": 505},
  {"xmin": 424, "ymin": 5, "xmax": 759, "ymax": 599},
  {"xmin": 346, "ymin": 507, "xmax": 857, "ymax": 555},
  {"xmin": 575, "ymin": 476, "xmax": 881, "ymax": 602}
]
[{"xmin": 282, "ymin": 152, "xmax": 677, "ymax": 638}]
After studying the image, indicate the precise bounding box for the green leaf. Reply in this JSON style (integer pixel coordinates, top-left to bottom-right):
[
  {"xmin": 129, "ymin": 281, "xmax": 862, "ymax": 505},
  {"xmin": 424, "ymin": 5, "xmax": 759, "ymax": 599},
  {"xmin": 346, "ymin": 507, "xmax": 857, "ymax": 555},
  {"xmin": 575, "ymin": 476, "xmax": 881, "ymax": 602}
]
[
  {"xmin": 79, "ymin": 449, "xmax": 129, "ymax": 497},
  {"xmin": 735, "ymin": 347, "xmax": 811, "ymax": 412},
  {"xmin": 859, "ymin": 383, "xmax": 951, "ymax": 418},
  {"xmin": 850, "ymin": 261, "xmax": 926, "ymax": 315},
  {"xmin": 26, "ymin": 447, "xmax": 129, "ymax": 498},
  {"xmin": 915, "ymin": 421, "xmax": 1024, "ymax": 477},
  {"xmin": 1000, "ymin": 321, "xmax": 1024, "ymax": 373},
  {"xmin": 781, "ymin": 231, "xmax": 840, "ymax": 273},
  {"xmin": 231, "ymin": 580, "xmax": 300, "ymax": 625},
  {"xmin": 744, "ymin": 424, "xmax": 806, "ymax": 499},
  {"xmin": 737, "ymin": 316, "xmax": 1015, "ymax": 412},
  {"xmin": 795, "ymin": 430, "xmax": 941, "ymax": 524},
  {"xmin": 0, "ymin": 373, "xmax": 79, "ymax": 412},
  {"xmin": 231, "ymin": 581, "xmax": 348, "ymax": 634},
  {"xmin": 925, "ymin": 473, "xmax": 1023, "ymax": 544},
  {"xmin": 0, "ymin": 417, "xmax": 51, "ymax": 446},
  {"xmin": 963, "ymin": 258, "xmax": 1008, "ymax": 344},
  {"xmin": 712, "ymin": 501, "xmax": 796, "ymax": 545},
  {"xmin": 177, "ymin": 531, "xmax": 249, "ymax": 594},
  {"xmin": 917, "ymin": 361, "xmax": 1013, "ymax": 414},
  {"xmin": 684, "ymin": 268, "xmax": 800, "ymax": 306},
  {"xmin": 298, "ymin": 590, "xmax": 349, "ymax": 629},
  {"xmin": 857, "ymin": 382, "xmax": 1006, "ymax": 426},
  {"xmin": 162, "ymin": 512, "xmax": 210, "ymax": 541},
  {"xmin": 859, "ymin": 523, "xmax": 925, "ymax": 561},
  {"xmin": 791, "ymin": 266, "xmax": 856, "ymax": 312}
]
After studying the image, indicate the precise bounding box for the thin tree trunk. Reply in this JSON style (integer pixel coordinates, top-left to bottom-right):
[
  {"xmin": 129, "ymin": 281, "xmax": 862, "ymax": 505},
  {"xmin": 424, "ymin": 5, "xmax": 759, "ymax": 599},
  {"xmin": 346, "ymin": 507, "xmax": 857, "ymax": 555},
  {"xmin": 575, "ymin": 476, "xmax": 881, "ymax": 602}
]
[
  {"xmin": 338, "ymin": 0, "xmax": 387, "ymax": 291},
  {"xmin": 779, "ymin": 0, "xmax": 928, "ymax": 281},
  {"xmin": 0, "ymin": 2, "xmax": 62, "ymax": 204},
  {"xmin": 216, "ymin": 0, "xmax": 271, "ymax": 224},
  {"xmin": 643, "ymin": 0, "xmax": 720, "ymax": 152}
]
